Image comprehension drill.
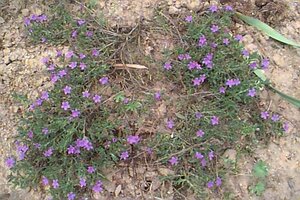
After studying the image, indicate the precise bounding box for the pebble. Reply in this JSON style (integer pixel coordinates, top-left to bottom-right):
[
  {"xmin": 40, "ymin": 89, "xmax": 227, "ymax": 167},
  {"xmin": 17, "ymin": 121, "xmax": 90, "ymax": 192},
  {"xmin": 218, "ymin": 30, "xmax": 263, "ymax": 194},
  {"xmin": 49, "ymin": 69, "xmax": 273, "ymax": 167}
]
[{"xmin": 0, "ymin": 17, "xmax": 5, "ymax": 24}]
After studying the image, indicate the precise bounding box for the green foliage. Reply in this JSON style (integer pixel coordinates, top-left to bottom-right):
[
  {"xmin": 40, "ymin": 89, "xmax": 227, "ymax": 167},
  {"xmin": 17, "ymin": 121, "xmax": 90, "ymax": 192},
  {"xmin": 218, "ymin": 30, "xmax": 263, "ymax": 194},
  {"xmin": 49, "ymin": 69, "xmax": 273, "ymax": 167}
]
[{"xmin": 253, "ymin": 160, "xmax": 268, "ymax": 178}]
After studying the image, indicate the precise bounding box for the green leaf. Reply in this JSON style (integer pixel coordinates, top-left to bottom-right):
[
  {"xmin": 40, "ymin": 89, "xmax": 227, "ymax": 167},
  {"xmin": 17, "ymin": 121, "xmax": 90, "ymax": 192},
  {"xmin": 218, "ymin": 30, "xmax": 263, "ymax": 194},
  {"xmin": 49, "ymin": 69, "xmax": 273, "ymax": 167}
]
[
  {"xmin": 236, "ymin": 12, "xmax": 300, "ymax": 47},
  {"xmin": 270, "ymin": 86, "xmax": 300, "ymax": 108},
  {"xmin": 175, "ymin": 113, "xmax": 186, "ymax": 120},
  {"xmin": 254, "ymin": 69, "xmax": 267, "ymax": 82},
  {"xmin": 253, "ymin": 160, "xmax": 268, "ymax": 178},
  {"xmin": 250, "ymin": 182, "xmax": 266, "ymax": 196}
]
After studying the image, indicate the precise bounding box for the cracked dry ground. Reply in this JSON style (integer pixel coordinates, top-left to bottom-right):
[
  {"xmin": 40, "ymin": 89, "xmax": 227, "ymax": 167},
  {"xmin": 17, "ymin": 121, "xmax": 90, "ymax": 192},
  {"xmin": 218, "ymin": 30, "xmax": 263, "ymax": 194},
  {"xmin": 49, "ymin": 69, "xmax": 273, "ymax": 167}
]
[{"xmin": 1, "ymin": 0, "xmax": 300, "ymax": 200}]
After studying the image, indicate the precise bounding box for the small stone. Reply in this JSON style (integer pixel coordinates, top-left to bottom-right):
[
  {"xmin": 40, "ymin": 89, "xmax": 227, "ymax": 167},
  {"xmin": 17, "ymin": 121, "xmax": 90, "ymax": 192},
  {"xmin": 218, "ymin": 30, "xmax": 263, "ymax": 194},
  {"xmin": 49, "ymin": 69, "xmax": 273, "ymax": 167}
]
[
  {"xmin": 103, "ymin": 181, "xmax": 116, "ymax": 193},
  {"xmin": 186, "ymin": 0, "xmax": 201, "ymax": 11},
  {"xmin": 21, "ymin": 9, "xmax": 30, "ymax": 17},
  {"xmin": 273, "ymin": 53, "xmax": 285, "ymax": 67},
  {"xmin": 0, "ymin": 17, "xmax": 5, "ymax": 24},
  {"xmin": 115, "ymin": 185, "xmax": 122, "ymax": 197},
  {"xmin": 158, "ymin": 168, "xmax": 175, "ymax": 176},
  {"xmin": 169, "ymin": 6, "xmax": 181, "ymax": 15}
]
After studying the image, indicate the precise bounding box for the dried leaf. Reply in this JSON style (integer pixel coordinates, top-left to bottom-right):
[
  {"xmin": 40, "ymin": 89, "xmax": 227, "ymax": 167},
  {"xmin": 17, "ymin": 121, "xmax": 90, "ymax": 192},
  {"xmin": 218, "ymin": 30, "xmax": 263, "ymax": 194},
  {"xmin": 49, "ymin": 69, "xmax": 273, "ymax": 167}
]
[
  {"xmin": 115, "ymin": 185, "xmax": 122, "ymax": 197},
  {"xmin": 113, "ymin": 63, "xmax": 148, "ymax": 69}
]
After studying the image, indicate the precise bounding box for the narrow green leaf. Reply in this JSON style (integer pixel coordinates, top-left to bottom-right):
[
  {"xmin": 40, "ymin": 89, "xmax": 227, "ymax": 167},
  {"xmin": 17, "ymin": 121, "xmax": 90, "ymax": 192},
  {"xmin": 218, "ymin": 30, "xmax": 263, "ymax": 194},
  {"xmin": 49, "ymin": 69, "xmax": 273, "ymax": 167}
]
[
  {"xmin": 254, "ymin": 69, "xmax": 267, "ymax": 82},
  {"xmin": 236, "ymin": 12, "xmax": 300, "ymax": 47},
  {"xmin": 270, "ymin": 86, "xmax": 300, "ymax": 108}
]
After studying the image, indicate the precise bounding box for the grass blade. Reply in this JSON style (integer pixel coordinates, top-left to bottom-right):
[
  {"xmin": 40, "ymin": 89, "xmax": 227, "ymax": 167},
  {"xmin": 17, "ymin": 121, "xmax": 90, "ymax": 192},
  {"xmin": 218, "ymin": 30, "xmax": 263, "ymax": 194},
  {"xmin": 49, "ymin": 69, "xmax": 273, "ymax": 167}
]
[
  {"xmin": 236, "ymin": 12, "xmax": 300, "ymax": 47},
  {"xmin": 269, "ymin": 86, "xmax": 300, "ymax": 108}
]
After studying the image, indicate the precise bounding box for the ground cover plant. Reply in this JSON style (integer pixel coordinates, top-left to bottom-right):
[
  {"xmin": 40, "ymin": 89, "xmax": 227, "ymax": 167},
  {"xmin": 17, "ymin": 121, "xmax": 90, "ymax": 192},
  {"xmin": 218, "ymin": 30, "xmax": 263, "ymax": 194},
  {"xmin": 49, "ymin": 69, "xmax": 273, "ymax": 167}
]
[{"xmin": 5, "ymin": 2, "xmax": 288, "ymax": 199}]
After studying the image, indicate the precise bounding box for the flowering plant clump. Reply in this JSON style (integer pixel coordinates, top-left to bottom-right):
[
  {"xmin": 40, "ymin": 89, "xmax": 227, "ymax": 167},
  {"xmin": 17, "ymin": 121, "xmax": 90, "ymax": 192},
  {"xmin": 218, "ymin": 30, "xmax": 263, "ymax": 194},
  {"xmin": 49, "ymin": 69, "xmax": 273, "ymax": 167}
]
[
  {"xmin": 6, "ymin": 3, "xmax": 288, "ymax": 199},
  {"xmin": 7, "ymin": 5, "xmax": 148, "ymax": 200}
]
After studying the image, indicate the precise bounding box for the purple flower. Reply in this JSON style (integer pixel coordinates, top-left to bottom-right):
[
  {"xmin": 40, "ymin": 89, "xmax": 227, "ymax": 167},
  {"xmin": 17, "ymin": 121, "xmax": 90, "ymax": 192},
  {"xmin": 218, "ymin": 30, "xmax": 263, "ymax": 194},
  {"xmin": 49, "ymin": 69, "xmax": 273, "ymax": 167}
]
[
  {"xmin": 164, "ymin": 61, "xmax": 172, "ymax": 70},
  {"xmin": 63, "ymin": 86, "xmax": 72, "ymax": 95},
  {"xmin": 127, "ymin": 135, "xmax": 140, "ymax": 145},
  {"xmin": 30, "ymin": 14, "xmax": 38, "ymax": 21},
  {"xmin": 65, "ymin": 51, "xmax": 74, "ymax": 59},
  {"xmin": 166, "ymin": 119, "xmax": 174, "ymax": 129},
  {"xmin": 16, "ymin": 144, "xmax": 28, "ymax": 160},
  {"xmin": 47, "ymin": 64, "xmax": 55, "ymax": 71},
  {"xmin": 283, "ymin": 122, "xmax": 289, "ymax": 132},
  {"xmin": 77, "ymin": 19, "xmax": 86, "ymax": 26},
  {"xmin": 93, "ymin": 95, "xmax": 102, "ymax": 103},
  {"xmin": 154, "ymin": 91, "xmax": 161, "ymax": 101},
  {"xmin": 51, "ymin": 74, "xmax": 59, "ymax": 83},
  {"xmin": 202, "ymin": 53, "xmax": 213, "ymax": 68},
  {"xmin": 271, "ymin": 114, "xmax": 280, "ymax": 122},
  {"xmin": 67, "ymin": 192, "xmax": 76, "ymax": 200},
  {"xmin": 79, "ymin": 178, "xmax": 86, "ymax": 188},
  {"xmin": 92, "ymin": 181, "xmax": 103, "ymax": 193},
  {"xmin": 207, "ymin": 181, "xmax": 214, "ymax": 189},
  {"xmin": 41, "ymin": 91, "xmax": 49, "ymax": 100},
  {"xmin": 79, "ymin": 62, "xmax": 87, "ymax": 70},
  {"xmin": 185, "ymin": 15, "xmax": 193, "ymax": 22},
  {"xmin": 193, "ymin": 74, "xmax": 206, "ymax": 86},
  {"xmin": 87, "ymin": 166, "xmax": 95, "ymax": 174},
  {"xmin": 76, "ymin": 138, "xmax": 93, "ymax": 150},
  {"xmin": 41, "ymin": 37, "xmax": 47, "ymax": 43},
  {"xmin": 209, "ymin": 5, "xmax": 218, "ymax": 13},
  {"xmin": 169, "ymin": 156, "xmax": 179, "ymax": 166},
  {"xmin": 195, "ymin": 112, "xmax": 203, "ymax": 119},
  {"xmin": 248, "ymin": 88, "xmax": 256, "ymax": 97},
  {"xmin": 226, "ymin": 79, "xmax": 240, "ymax": 87},
  {"xmin": 61, "ymin": 101, "xmax": 70, "ymax": 110},
  {"xmin": 92, "ymin": 48, "xmax": 99, "ymax": 57},
  {"xmin": 35, "ymin": 98, "xmax": 43, "ymax": 106},
  {"xmin": 210, "ymin": 42, "xmax": 218, "ymax": 48},
  {"xmin": 24, "ymin": 17, "xmax": 31, "ymax": 26},
  {"xmin": 260, "ymin": 111, "xmax": 269, "ymax": 120},
  {"xmin": 41, "ymin": 57, "xmax": 49, "ymax": 65},
  {"xmin": 27, "ymin": 130, "xmax": 33, "ymax": 139},
  {"xmin": 86, "ymin": 31, "xmax": 93, "ymax": 37},
  {"xmin": 208, "ymin": 150, "xmax": 214, "ymax": 160},
  {"xmin": 44, "ymin": 147, "xmax": 53, "ymax": 157},
  {"xmin": 5, "ymin": 157, "xmax": 15, "ymax": 169},
  {"xmin": 210, "ymin": 25, "xmax": 219, "ymax": 33},
  {"xmin": 71, "ymin": 109, "xmax": 80, "ymax": 118},
  {"xmin": 195, "ymin": 152, "xmax": 204, "ymax": 159},
  {"xmin": 82, "ymin": 90, "xmax": 90, "ymax": 98},
  {"xmin": 42, "ymin": 127, "xmax": 49, "ymax": 135},
  {"xmin": 42, "ymin": 176, "xmax": 49, "ymax": 186},
  {"xmin": 58, "ymin": 69, "xmax": 67, "ymax": 77},
  {"xmin": 56, "ymin": 50, "xmax": 63, "ymax": 57},
  {"xmin": 37, "ymin": 14, "xmax": 47, "ymax": 22},
  {"xmin": 69, "ymin": 62, "xmax": 77, "ymax": 69},
  {"xmin": 34, "ymin": 143, "xmax": 41, "ymax": 149},
  {"xmin": 219, "ymin": 87, "xmax": 226, "ymax": 94},
  {"xmin": 120, "ymin": 151, "xmax": 129, "ymax": 160},
  {"xmin": 79, "ymin": 53, "xmax": 86, "ymax": 60},
  {"xmin": 224, "ymin": 5, "xmax": 233, "ymax": 11},
  {"xmin": 67, "ymin": 145, "xmax": 76, "ymax": 154},
  {"xmin": 234, "ymin": 34, "xmax": 243, "ymax": 42},
  {"xmin": 99, "ymin": 77, "xmax": 109, "ymax": 85},
  {"xmin": 52, "ymin": 179, "xmax": 59, "ymax": 189},
  {"xmin": 211, "ymin": 116, "xmax": 219, "ymax": 125},
  {"xmin": 261, "ymin": 58, "xmax": 269, "ymax": 69},
  {"xmin": 71, "ymin": 30, "xmax": 78, "ymax": 38},
  {"xmin": 196, "ymin": 129, "xmax": 205, "ymax": 137},
  {"xmin": 198, "ymin": 35, "xmax": 207, "ymax": 47},
  {"xmin": 249, "ymin": 61, "xmax": 258, "ymax": 69},
  {"xmin": 146, "ymin": 147, "xmax": 153, "ymax": 154},
  {"xmin": 201, "ymin": 158, "xmax": 206, "ymax": 167},
  {"xmin": 223, "ymin": 38, "xmax": 230, "ymax": 45},
  {"xmin": 242, "ymin": 49, "xmax": 249, "ymax": 57},
  {"xmin": 188, "ymin": 61, "xmax": 201, "ymax": 70}
]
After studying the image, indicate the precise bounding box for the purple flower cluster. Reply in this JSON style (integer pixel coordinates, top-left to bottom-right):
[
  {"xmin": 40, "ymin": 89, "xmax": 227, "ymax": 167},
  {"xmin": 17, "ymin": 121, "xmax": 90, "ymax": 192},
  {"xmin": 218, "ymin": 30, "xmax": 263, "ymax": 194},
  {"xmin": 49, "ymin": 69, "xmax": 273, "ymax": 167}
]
[
  {"xmin": 202, "ymin": 53, "xmax": 213, "ymax": 69},
  {"xmin": 188, "ymin": 61, "xmax": 202, "ymax": 70},
  {"xmin": 76, "ymin": 138, "xmax": 93, "ymax": 150},
  {"xmin": 44, "ymin": 147, "xmax": 53, "ymax": 157},
  {"xmin": 207, "ymin": 176, "xmax": 222, "ymax": 189},
  {"xmin": 5, "ymin": 157, "xmax": 15, "ymax": 169},
  {"xmin": 92, "ymin": 180, "xmax": 103, "ymax": 193},
  {"xmin": 198, "ymin": 35, "xmax": 207, "ymax": 47},
  {"xmin": 169, "ymin": 156, "xmax": 179, "ymax": 166},
  {"xmin": 120, "ymin": 151, "xmax": 129, "ymax": 160},
  {"xmin": 16, "ymin": 143, "xmax": 29, "ymax": 160},
  {"xmin": 24, "ymin": 14, "xmax": 47, "ymax": 26},
  {"xmin": 192, "ymin": 74, "xmax": 206, "ymax": 86},
  {"xmin": 164, "ymin": 61, "xmax": 172, "ymax": 70},
  {"xmin": 127, "ymin": 135, "xmax": 140, "ymax": 145},
  {"xmin": 225, "ymin": 78, "xmax": 241, "ymax": 88},
  {"xmin": 178, "ymin": 53, "xmax": 191, "ymax": 61}
]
